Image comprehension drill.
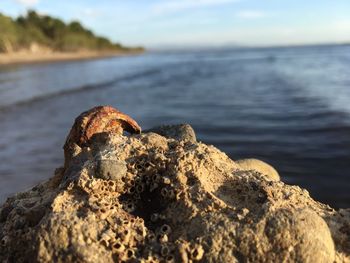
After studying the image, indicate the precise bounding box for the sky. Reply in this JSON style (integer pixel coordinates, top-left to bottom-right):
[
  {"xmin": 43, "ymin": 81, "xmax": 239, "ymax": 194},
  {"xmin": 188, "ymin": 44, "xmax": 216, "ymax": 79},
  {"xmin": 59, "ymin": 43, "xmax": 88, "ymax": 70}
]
[{"xmin": 1, "ymin": 0, "xmax": 350, "ymax": 48}]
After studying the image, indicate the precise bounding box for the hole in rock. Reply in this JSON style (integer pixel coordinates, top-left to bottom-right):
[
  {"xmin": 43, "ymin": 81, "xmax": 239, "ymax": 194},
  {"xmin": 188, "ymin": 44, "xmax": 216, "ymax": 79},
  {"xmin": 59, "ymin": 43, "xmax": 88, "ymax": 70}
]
[{"xmin": 119, "ymin": 179, "xmax": 168, "ymax": 230}]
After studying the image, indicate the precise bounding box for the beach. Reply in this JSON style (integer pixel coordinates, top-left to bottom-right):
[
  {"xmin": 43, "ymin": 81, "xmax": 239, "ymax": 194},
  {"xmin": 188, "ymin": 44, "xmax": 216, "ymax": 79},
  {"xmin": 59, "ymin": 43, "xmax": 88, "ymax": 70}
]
[{"xmin": 0, "ymin": 50, "xmax": 143, "ymax": 66}]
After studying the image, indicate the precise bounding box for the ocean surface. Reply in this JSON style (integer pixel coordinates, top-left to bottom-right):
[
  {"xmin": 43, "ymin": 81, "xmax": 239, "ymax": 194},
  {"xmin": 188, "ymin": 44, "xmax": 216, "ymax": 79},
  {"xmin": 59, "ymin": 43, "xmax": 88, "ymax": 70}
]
[{"xmin": 0, "ymin": 45, "xmax": 350, "ymax": 208}]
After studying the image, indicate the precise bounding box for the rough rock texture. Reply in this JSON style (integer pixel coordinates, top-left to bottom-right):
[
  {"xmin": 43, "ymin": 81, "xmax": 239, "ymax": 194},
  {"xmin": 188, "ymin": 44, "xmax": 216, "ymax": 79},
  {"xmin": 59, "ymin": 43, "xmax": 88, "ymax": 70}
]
[{"xmin": 0, "ymin": 125, "xmax": 349, "ymax": 263}]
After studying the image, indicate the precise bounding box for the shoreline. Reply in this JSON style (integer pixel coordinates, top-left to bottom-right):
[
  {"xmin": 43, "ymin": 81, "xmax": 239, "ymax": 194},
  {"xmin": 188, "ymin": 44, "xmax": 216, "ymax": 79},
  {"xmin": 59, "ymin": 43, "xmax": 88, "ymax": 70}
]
[{"xmin": 0, "ymin": 50, "xmax": 144, "ymax": 67}]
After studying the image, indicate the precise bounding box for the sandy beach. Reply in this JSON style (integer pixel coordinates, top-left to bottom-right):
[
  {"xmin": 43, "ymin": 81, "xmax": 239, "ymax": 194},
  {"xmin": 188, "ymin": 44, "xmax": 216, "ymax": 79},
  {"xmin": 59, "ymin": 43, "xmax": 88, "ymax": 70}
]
[{"xmin": 0, "ymin": 50, "xmax": 143, "ymax": 66}]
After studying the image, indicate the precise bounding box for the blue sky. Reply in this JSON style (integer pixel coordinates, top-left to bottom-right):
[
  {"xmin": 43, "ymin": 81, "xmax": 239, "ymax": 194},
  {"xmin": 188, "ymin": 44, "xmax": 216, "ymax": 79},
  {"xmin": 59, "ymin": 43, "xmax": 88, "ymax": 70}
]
[{"xmin": 1, "ymin": 0, "xmax": 350, "ymax": 48}]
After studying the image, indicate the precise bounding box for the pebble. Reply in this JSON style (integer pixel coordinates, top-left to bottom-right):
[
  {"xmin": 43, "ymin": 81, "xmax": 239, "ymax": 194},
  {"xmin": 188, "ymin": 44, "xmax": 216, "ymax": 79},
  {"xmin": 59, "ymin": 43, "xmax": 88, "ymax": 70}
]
[
  {"xmin": 95, "ymin": 158, "xmax": 127, "ymax": 181},
  {"xmin": 145, "ymin": 124, "xmax": 197, "ymax": 143}
]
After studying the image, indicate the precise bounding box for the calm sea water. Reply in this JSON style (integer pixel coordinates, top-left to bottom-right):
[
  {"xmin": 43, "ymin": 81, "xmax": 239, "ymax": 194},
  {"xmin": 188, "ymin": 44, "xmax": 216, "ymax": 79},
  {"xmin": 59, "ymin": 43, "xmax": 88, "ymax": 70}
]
[{"xmin": 0, "ymin": 45, "xmax": 350, "ymax": 208}]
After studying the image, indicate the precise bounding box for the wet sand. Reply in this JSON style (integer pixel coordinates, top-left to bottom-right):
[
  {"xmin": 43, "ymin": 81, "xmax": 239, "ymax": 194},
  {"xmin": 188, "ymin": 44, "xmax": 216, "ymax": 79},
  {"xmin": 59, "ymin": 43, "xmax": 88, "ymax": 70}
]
[{"xmin": 0, "ymin": 50, "xmax": 143, "ymax": 66}]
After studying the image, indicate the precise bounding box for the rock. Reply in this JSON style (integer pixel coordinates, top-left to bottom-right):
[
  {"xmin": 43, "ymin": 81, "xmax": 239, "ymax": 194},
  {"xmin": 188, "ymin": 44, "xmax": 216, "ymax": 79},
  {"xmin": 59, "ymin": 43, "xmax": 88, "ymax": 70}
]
[
  {"xmin": 236, "ymin": 158, "xmax": 280, "ymax": 181},
  {"xmin": 145, "ymin": 124, "xmax": 196, "ymax": 143},
  {"xmin": 0, "ymin": 124, "xmax": 349, "ymax": 263},
  {"xmin": 263, "ymin": 208, "xmax": 335, "ymax": 262},
  {"xmin": 95, "ymin": 158, "xmax": 127, "ymax": 181}
]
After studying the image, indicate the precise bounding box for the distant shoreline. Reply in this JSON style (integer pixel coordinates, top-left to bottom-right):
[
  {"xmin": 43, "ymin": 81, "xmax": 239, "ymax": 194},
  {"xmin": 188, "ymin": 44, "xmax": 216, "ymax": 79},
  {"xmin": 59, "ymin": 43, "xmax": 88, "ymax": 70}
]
[{"xmin": 0, "ymin": 50, "xmax": 144, "ymax": 66}]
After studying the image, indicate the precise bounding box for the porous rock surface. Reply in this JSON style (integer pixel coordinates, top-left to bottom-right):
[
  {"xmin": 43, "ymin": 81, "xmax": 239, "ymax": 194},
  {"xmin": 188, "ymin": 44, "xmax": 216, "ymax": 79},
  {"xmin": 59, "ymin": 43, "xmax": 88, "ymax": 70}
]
[{"xmin": 0, "ymin": 126, "xmax": 349, "ymax": 263}]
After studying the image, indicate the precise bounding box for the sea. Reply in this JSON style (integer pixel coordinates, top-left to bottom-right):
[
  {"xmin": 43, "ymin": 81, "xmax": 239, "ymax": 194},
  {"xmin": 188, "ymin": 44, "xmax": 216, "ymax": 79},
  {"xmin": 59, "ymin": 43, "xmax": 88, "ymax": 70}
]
[{"xmin": 0, "ymin": 44, "xmax": 349, "ymax": 208}]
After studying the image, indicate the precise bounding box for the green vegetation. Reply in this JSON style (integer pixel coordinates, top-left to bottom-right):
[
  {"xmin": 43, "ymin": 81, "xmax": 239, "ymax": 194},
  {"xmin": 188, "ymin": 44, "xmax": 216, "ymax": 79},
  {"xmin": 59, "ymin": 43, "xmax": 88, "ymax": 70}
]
[{"xmin": 0, "ymin": 10, "xmax": 143, "ymax": 53}]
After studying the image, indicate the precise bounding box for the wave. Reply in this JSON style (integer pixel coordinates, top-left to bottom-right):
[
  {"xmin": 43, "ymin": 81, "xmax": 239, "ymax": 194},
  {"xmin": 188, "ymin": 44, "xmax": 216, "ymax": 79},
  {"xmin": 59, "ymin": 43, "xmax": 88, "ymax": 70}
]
[{"xmin": 0, "ymin": 68, "xmax": 163, "ymax": 112}]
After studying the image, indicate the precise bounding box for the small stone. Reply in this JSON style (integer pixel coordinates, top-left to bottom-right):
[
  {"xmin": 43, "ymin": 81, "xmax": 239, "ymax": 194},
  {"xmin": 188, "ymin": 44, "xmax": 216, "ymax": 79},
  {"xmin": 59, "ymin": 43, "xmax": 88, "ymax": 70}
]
[
  {"xmin": 95, "ymin": 158, "xmax": 127, "ymax": 181},
  {"xmin": 145, "ymin": 124, "xmax": 197, "ymax": 143},
  {"xmin": 264, "ymin": 208, "xmax": 335, "ymax": 262},
  {"xmin": 236, "ymin": 158, "xmax": 280, "ymax": 181}
]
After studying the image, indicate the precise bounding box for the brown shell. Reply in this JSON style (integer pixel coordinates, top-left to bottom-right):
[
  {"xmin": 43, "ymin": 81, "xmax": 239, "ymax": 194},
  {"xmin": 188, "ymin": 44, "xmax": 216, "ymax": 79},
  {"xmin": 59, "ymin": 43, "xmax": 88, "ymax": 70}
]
[{"xmin": 64, "ymin": 105, "xmax": 141, "ymax": 152}]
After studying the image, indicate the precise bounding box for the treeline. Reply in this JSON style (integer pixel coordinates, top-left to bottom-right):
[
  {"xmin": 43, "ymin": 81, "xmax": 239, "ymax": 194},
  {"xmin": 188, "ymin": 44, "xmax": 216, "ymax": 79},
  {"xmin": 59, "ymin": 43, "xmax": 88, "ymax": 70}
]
[{"xmin": 0, "ymin": 10, "xmax": 143, "ymax": 53}]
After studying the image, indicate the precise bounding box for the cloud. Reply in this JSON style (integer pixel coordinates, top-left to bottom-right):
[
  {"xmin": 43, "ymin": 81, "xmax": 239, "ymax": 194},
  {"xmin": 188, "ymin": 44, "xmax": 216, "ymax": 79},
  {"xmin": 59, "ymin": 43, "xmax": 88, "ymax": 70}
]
[
  {"xmin": 236, "ymin": 10, "xmax": 267, "ymax": 19},
  {"xmin": 152, "ymin": 0, "xmax": 239, "ymax": 15},
  {"xmin": 14, "ymin": 0, "xmax": 39, "ymax": 6}
]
